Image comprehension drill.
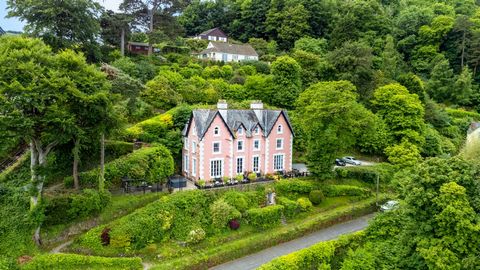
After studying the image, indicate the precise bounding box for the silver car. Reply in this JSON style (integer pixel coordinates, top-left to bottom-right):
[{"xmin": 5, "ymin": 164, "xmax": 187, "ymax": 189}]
[
  {"xmin": 342, "ymin": 156, "xmax": 362, "ymax": 165},
  {"xmin": 380, "ymin": 200, "xmax": 399, "ymax": 212}
]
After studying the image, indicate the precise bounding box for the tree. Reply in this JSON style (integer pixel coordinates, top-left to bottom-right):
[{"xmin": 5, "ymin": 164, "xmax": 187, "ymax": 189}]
[
  {"xmin": 372, "ymin": 84, "xmax": 425, "ymax": 146},
  {"xmin": 427, "ymin": 56, "xmax": 455, "ymax": 102},
  {"xmin": 294, "ymin": 37, "xmax": 328, "ymax": 56},
  {"xmin": 0, "ymin": 37, "xmax": 80, "ymax": 244},
  {"xmin": 7, "ymin": 0, "xmax": 102, "ymax": 59},
  {"xmin": 270, "ymin": 56, "xmax": 302, "ymax": 109},
  {"xmin": 143, "ymin": 71, "xmax": 183, "ymax": 109},
  {"xmin": 295, "ymin": 81, "xmax": 378, "ymax": 178},
  {"xmin": 100, "ymin": 11, "xmax": 132, "ymax": 55},
  {"xmin": 380, "ymin": 35, "xmax": 401, "ymax": 81},
  {"xmin": 397, "ymin": 73, "xmax": 427, "ymax": 102},
  {"xmin": 453, "ymin": 67, "xmax": 473, "ymax": 105}
]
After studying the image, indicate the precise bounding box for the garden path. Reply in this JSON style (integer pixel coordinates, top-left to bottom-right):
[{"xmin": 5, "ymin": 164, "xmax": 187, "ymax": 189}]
[{"xmin": 210, "ymin": 213, "xmax": 375, "ymax": 270}]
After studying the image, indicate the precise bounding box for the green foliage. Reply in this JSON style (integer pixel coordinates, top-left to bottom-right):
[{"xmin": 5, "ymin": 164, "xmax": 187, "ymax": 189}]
[
  {"xmin": 274, "ymin": 180, "xmax": 314, "ymax": 198},
  {"xmin": 64, "ymin": 145, "xmax": 174, "ymax": 188},
  {"xmin": 123, "ymin": 113, "xmax": 174, "ymax": 142},
  {"xmin": 276, "ymin": 196, "xmax": 300, "ymax": 219},
  {"xmin": 210, "ymin": 199, "xmax": 241, "ymax": 230},
  {"xmin": 294, "ymin": 37, "xmax": 328, "ymax": 55},
  {"xmin": 296, "ymin": 197, "xmax": 313, "ymax": 211},
  {"xmin": 385, "ymin": 140, "xmax": 422, "ymax": 167},
  {"xmin": 258, "ymin": 240, "xmax": 336, "ymax": 270},
  {"xmin": 246, "ymin": 205, "xmax": 284, "ymax": 229},
  {"xmin": 44, "ymin": 189, "xmax": 111, "ymax": 225},
  {"xmin": 22, "ymin": 253, "xmax": 142, "ymax": 270},
  {"xmin": 270, "ymin": 56, "xmax": 302, "ymax": 109},
  {"xmin": 309, "ymin": 190, "xmax": 325, "ymax": 205},
  {"xmin": 186, "ymin": 227, "xmax": 206, "ymax": 244},
  {"xmin": 222, "ymin": 191, "xmax": 250, "ymax": 213},
  {"xmin": 322, "ymin": 185, "xmax": 371, "ymax": 198},
  {"xmin": 143, "ymin": 71, "xmax": 183, "ymax": 110},
  {"xmin": 335, "ymin": 164, "xmax": 395, "ymax": 184}
]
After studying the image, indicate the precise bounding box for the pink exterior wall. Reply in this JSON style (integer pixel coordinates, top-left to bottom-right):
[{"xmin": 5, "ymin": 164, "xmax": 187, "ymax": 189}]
[{"xmin": 183, "ymin": 112, "xmax": 293, "ymax": 181}]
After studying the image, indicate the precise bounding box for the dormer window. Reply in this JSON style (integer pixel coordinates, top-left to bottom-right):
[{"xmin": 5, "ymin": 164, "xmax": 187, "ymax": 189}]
[
  {"xmin": 277, "ymin": 125, "xmax": 283, "ymax": 134},
  {"xmin": 238, "ymin": 126, "xmax": 243, "ymax": 135},
  {"xmin": 214, "ymin": 126, "xmax": 220, "ymax": 136},
  {"xmin": 255, "ymin": 126, "xmax": 260, "ymax": 135}
]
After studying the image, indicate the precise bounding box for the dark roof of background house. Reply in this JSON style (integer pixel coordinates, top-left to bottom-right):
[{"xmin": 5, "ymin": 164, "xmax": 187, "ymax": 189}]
[
  {"xmin": 128, "ymin": 41, "xmax": 149, "ymax": 46},
  {"xmin": 183, "ymin": 109, "xmax": 293, "ymax": 139},
  {"xmin": 200, "ymin": 27, "xmax": 227, "ymax": 37},
  {"xmin": 0, "ymin": 27, "xmax": 5, "ymax": 35},
  {"xmin": 199, "ymin": 42, "xmax": 258, "ymax": 56}
]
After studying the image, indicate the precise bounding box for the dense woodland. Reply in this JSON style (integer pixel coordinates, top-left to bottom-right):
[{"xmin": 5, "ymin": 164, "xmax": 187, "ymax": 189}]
[{"xmin": 2, "ymin": 0, "xmax": 480, "ymax": 269}]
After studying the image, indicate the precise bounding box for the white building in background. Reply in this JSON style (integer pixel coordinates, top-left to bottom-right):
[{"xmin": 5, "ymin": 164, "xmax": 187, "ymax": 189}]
[{"xmin": 197, "ymin": 41, "xmax": 259, "ymax": 62}]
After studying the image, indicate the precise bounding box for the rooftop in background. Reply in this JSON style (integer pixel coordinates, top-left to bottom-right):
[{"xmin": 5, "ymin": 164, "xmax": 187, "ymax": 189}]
[
  {"xmin": 0, "ymin": 27, "xmax": 5, "ymax": 35},
  {"xmin": 199, "ymin": 42, "xmax": 258, "ymax": 57}
]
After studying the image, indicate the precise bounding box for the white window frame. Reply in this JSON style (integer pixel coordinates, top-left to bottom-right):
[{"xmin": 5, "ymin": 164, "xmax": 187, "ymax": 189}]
[
  {"xmin": 276, "ymin": 138, "xmax": 283, "ymax": 150},
  {"xmin": 252, "ymin": 155, "xmax": 260, "ymax": 173},
  {"xmin": 277, "ymin": 124, "xmax": 283, "ymax": 134},
  {"xmin": 210, "ymin": 159, "xmax": 223, "ymax": 178},
  {"xmin": 192, "ymin": 141, "xmax": 196, "ymax": 153},
  {"xmin": 184, "ymin": 154, "xmax": 189, "ymax": 172},
  {"xmin": 237, "ymin": 140, "xmax": 244, "ymax": 152},
  {"xmin": 255, "ymin": 126, "xmax": 260, "ymax": 135},
  {"xmin": 236, "ymin": 157, "xmax": 244, "ymax": 174},
  {"xmin": 253, "ymin": 139, "xmax": 260, "ymax": 151},
  {"xmin": 238, "ymin": 126, "xmax": 243, "ymax": 135},
  {"xmin": 214, "ymin": 126, "xmax": 220, "ymax": 136},
  {"xmin": 213, "ymin": 141, "xmax": 221, "ymax": 153},
  {"xmin": 192, "ymin": 158, "xmax": 197, "ymax": 177},
  {"xmin": 273, "ymin": 154, "xmax": 284, "ymax": 171},
  {"xmin": 184, "ymin": 137, "xmax": 188, "ymax": 150}
]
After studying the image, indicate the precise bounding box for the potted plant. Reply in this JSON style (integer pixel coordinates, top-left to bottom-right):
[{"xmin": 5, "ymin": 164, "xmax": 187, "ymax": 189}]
[
  {"xmin": 248, "ymin": 172, "xmax": 257, "ymax": 182},
  {"xmin": 235, "ymin": 174, "xmax": 243, "ymax": 184},
  {"xmin": 198, "ymin": 179, "xmax": 206, "ymax": 189},
  {"xmin": 223, "ymin": 176, "xmax": 230, "ymax": 185}
]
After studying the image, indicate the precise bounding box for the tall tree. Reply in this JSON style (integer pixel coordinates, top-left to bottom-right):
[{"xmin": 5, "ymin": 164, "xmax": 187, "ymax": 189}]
[
  {"xmin": 7, "ymin": 0, "xmax": 102, "ymax": 60},
  {"xmin": 100, "ymin": 10, "xmax": 132, "ymax": 55},
  {"xmin": 270, "ymin": 56, "xmax": 302, "ymax": 109},
  {"xmin": 427, "ymin": 56, "xmax": 455, "ymax": 102}
]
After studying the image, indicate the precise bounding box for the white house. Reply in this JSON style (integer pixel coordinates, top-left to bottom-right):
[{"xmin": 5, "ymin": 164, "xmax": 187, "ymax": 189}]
[{"xmin": 197, "ymin": 41, "xmax": 259, "ymax": 62}]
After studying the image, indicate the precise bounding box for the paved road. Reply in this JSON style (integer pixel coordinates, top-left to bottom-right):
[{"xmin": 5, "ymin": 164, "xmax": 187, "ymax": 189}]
[{"xmin": 210, "ymin": 213, "xmax": 375, "ymax": 270}]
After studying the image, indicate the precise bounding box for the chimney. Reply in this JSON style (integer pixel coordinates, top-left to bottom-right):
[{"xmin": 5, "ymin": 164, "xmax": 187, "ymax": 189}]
[
  {"xmin": 217, "ymin": 100, "xmax": 228, "ymax": 119},
  {"xmin": 250, "ymin": 100, "xmax": 263, "ymax": 123}
]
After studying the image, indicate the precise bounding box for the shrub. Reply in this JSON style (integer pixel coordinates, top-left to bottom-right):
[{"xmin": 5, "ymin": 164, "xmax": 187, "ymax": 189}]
[
  {"xmin": 0, "ymin": 256, "xmax": 17, "ymax": 270},
  {"xmin": 248, "ymin": 172, "xmax": 257, "ymax": 181},
  {"xmin": 105, "ymin": 141, "xmax": 134, "ymax": 157},
  {"xmin": 222, "ymin": 191, "xmax": 249, "ymax": 212},
  {"xmin": 257, "ymin": 240, "xmax": 336, "ymax": 270},
  {"xmin": 246, "ymin": 205, "xmax": 284, "ymax": 229},
  {"xmin": 210, "ymin": 199, "xmax": 241, "ymax": 229},
  {"xmin": 277, "ymin": 196, "xmax": 300, "ymax": 218},
  {"xmin": 198, "ymin": 179, "xmax": 206, "ymax": 187},
  {"xmin": 123, "ymin": 113, "xmax": 174, "ymax": 142},
  {"xmin": 297, "ymin": 197, "xmax": 313, "ymax": 211},
  {"xmin": 275, "ymin": 180, "xmax": 314, "ymax": 198},
  {"xmin": 229, "ymin": 219, "xmax": 240, "ymax": 230},
  {"xmin": 101, "ymin": 227, "xmax": 111, "ymax": 246},
  {"xmin": 22, "ymin": 254, "xmax": 142, "ymax": 270},
  {"xmin": 186, "ymin": 228, "xmax": 206, "ymax": 244},
  {"xmin": 44, "ymin": 190, "xmax": 111, "ymax": 225},
  {"xmin": 309, "ymin": 190, "xmax": 325, "ymax": 205},
  {"xmin": 64, "ymin": 145, "xmax": 174, "ymax": 188},
  {"xmin": 235, "ymin": 174, "xmax": 244, "ymax": 181},
  {"xmin": 322, "ymin": 185, "xmax": 371, "ymax": 198}
]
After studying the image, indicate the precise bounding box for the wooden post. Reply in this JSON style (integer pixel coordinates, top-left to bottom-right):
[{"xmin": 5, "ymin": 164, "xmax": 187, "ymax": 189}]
[{"xmin": 121, "ymin": 28, "xmax": 125, "ymax": 56}]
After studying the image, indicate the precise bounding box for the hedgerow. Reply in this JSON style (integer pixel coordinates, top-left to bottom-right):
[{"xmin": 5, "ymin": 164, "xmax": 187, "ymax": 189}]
[
  {"xmin": 322, "ymin": 185, "xmax": 371, "ymax": 198},
  {"xmin": 64, "ymin": 145, "xmax": 174, "ymax": 188},
  {"xmin": 246, "ymin": 205, "xmax": 284, "ymax": 229},
  {"xmin": 275, "ymin": 180, "xmax": 315, "ymax": 198},
  {"xmin": 21, "ymin": 253, "xmax": 142, "ymax": 270}
]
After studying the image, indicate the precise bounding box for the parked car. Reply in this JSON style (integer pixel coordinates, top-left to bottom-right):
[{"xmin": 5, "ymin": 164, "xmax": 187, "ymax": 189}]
[
  {"xmin": 335, "ymin": 158, "xmax": 346, "ymax": 166},
  {"xmin": 380, "ymin": 200, "xmax": 399, "ymax": 212},
  {"xmin": 342, "ymin": 156, "xmax": 362, "ymax": 165}
]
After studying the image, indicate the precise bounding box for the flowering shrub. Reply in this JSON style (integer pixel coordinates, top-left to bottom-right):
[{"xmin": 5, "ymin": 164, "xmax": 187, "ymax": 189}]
[
  {"xmin": 229, "ymin": 219, "xmax": 240, "ymax": 230},
  {"xmin": 186, "ymin": 228, "xmax": 206, "ymax": 244},
  {"xmin": 101, "ymin": 227, "xmax": 111, "ymax": 246}
]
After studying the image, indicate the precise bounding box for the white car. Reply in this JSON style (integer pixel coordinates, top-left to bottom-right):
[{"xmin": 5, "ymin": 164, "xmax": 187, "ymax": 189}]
[
  {"xmin": 342, "ymin": 156, "xmax": 362, "ymax": 165},
  {"xmin": 380, "ymin": 200, "xmax": 399, "ymax": 212}
]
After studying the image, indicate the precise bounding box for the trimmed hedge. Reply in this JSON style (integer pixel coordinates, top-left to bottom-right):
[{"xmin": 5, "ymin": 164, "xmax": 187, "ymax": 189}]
[
  {"xmin": 309, "ymin": 190, "xmax": 325, "ymax": 205},
  {"xmin": 275, "ymin": 180, "xmax": 315, "ymax": 198},
  {"xmin": 123, "ymin": 113, "xmax": 174, "ymax": 142},
  {"xmin": 445, "ymin": 107, "xmax": 480, "ymax": 120},
  {"xmin": 322, "ymin": 185, "xmax": 371, "ymax": 198},
  {"xmin": 334, "ymin": 164, "xmax": 395, "ymax": 184},
  {"xmin": 246, "ymin": 205, "xmax": 284, "ymax": 229},
  {"xmin": 258, "ymin": 232, "xmax": 366, "ymax": 270},
  {"xmin": 21, "ymin": 254, "xmax": 142, "ymax": 270},
  {"xmin": 277, "ymin": 196, "xmax": 300, "ymax": 218},
  {"xmin": 75, "ymin": 190, "xmax": 214, "ymax": 252},
  {"xmin": 44, "ymin": 189, "xmax": 111, "ymax": 225},
  {"xmin": 64, "ymin": 145, "xmax": 174, "ymax": 188}
]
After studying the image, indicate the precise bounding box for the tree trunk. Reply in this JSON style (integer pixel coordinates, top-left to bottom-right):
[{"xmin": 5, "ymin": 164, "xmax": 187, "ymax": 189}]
[
  {"xmin": 30, "ymin": 138, "xmax": 57, "ymax": 246},
  {"xmin": 99, "ymin": 133, "xmax": 105, "ymax": 192},
  {"xmin": 121, "ymin": 28, "xmax": 125, "ymax": 57},
  {"xmin": 72, "ymin": 138, "xmax": 80, "ymax": 190},
  {"xmin": 148, "ymin": 8, "xmax": 154, "ymax": 56}
]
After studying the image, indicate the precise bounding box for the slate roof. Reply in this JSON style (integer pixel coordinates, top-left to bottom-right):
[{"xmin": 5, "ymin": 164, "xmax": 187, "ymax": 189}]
[
  {"xmin": 200, "ymin": 27, "xmax": 227, "ymax": 37},
  {"xmin": 0, "ymin": 27, "xmax": 5, "ymax": 35},
  {"xmin": 199, "ymin": 42, "xmax": 258, "ymax": 56},
  {"xmin": 183, "ymin": 109, "xmax": 294, "ymax": 139}
]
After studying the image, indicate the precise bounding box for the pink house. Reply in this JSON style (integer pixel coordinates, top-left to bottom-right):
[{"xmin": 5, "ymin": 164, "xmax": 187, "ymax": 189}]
[{"xmin": 182, "ymin": 100, "xmax": 294, "ymax": 181}]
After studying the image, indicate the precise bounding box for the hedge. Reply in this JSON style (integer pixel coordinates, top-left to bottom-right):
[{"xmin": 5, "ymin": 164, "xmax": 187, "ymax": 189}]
[
  {"xmin": 64, "ymin": 145, "xmax": 174, "ymax": 188},
  {"xmin": 246, "ymin": 205, "xmax": 284, "ymax": 229},
  {"xmin": 75, "ymin": 190, "xmax": 215, "ymax": 252},
  {"xmin": 445, "ymin": 107, "xmax": 480, "ymax": 120},
  {"xmin": 105, "ymin": 141, "xmax": 134, "ymax": 157},
  {"xmin": 322, "ymin": 185, "xmax": 371, "ymax": 198},
  {"xmin": 277, "ymin": 196, "xmax": 300, "ymax": 218},
  {"xmin": 44, "ymin": 189, "xmax": 111, "ymax": 225},
  {"xmin": 123, "ymin": 112, "xmax": 173, "ymax": 142},
  {"xmin": 258, "ymin": 232, "xmax": 366, "ymax": 270},
  {"xmin": 274, "ymin": 180, "xmax": 315, "ymax": 198},
  {"xmin": 334, "ymin": 163, "xmax": 395, "ymax": 184},
  {"xmin": 21, "ymin": 254, "xmax": 142, "ymax": 270}
]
